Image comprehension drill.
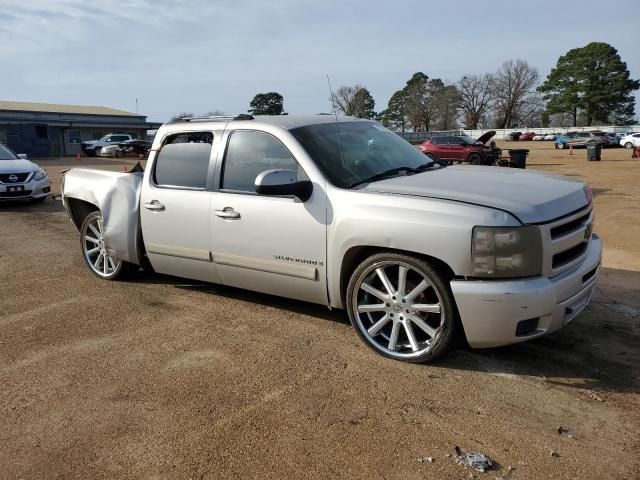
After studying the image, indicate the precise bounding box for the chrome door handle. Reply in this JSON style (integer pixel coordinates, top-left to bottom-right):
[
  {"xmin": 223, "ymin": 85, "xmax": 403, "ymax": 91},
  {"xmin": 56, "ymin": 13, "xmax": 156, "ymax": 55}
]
[
  {"xmin": 143, "ymin": 200, "xmax": 165, "ymax": 211},
  {"xmin": 215, "ymin": 207, "xmax": 240, "ymax": 219}
]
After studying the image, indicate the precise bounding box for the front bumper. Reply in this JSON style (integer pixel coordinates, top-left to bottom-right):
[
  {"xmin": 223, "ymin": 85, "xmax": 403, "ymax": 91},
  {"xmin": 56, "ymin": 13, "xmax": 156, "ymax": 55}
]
[
  {"xmin": 0, "ymin": 177, "xmax": 51, "ymax": 201},
  {"xmin": 450, "ymin": 234, "xmax": 602, "ymax": 348}
]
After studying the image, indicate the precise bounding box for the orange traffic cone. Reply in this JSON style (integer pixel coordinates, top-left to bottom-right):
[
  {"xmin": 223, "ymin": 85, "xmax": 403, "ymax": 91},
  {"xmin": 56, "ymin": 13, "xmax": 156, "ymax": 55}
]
[
  {"xmin": 76, "ymin": 152, "xmax": 81, "ymax": 161},
  {"xmin": 569, "ymin": 145, "xmax": 573, "ymax": 156}
]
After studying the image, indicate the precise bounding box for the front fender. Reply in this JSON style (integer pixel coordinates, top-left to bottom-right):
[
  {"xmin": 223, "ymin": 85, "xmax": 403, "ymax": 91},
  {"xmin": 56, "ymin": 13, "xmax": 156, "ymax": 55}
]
[{"xmin": 326, "ymin": 189, "xmax": 519, "ymax": 308}]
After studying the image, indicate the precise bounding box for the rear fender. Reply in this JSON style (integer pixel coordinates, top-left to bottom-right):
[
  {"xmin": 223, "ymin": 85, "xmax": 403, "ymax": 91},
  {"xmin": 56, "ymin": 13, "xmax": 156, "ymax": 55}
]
[{"xmin": 61, "ymin": 169, "xmax": 143, "ymax": 265}]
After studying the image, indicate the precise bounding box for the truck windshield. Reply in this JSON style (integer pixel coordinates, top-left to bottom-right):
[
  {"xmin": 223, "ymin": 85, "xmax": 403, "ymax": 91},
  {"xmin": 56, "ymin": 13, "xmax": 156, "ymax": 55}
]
[
  {"xmin": 0, "ymin": 144, "xmax": 18, "ymax": 160},
  {"xmin": 290, "ymin": 121, "xmax": 433, "ymax": 188}
]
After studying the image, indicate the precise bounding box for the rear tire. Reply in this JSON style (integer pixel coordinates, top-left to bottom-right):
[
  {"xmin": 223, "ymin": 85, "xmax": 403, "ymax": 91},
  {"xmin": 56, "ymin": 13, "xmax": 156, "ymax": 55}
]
[
  {"xmin": 557, "ymin": 143, "xmax": 566, "ymax": 150},
  {"xmin": 80, "ymin": 211, "xmax": 135, "ymax": 280},
  {"xmin": 625, "ymin": 142, "xmax": 633, "ymax": 149},
  {"xmin": 346, "ymin": 252, "xmax": 458, "ymax": 363}
]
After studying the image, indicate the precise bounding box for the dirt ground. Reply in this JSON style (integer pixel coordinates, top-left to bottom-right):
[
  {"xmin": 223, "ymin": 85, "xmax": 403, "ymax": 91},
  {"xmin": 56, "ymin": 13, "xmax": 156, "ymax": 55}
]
[{"xmin": 1, "ymin": 143, "xmax": 639, "ymax": 479}]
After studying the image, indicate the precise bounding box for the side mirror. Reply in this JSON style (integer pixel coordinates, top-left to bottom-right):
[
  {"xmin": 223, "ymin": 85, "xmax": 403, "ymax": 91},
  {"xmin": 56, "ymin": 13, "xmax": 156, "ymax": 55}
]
[
  {"xmin": 18, "ymin": 153, "xmax": 28, "ymax": 159},
  {"xmin": 255, "ymin": 169, "xmax": 312, "ymax": 202}
]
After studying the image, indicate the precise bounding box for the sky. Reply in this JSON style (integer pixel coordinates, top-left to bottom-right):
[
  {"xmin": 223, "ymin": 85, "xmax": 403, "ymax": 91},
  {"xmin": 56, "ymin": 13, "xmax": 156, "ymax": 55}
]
[{"xmin": 1, "ymin": 0, "xmax": 639, "ymax": 123}]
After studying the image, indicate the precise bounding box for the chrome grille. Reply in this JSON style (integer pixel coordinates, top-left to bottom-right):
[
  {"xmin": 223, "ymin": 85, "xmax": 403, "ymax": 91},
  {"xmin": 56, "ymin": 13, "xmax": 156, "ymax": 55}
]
[
  {"xmin": 0, "ymin": 172, "xmax": 31, "ymax": 183},
  {"xmin": 539, "ymin": 205, "xmax": 593, "ymax": 277}
]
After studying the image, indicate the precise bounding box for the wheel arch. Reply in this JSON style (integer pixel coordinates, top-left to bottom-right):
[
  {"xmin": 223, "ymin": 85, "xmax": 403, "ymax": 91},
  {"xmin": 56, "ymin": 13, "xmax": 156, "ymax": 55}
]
[
  {"xmin": 338, "ymin": 245, "xmax": 456, "ymax": 309},
  {"xmin": 65, "ymin": 197, "xmax": 99, "ymax": 231}
]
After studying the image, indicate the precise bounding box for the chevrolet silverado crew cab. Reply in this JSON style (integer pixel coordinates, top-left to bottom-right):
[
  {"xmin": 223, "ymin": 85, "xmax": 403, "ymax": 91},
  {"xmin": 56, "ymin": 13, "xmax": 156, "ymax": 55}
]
[{"xmin": 60, "ymin": 115, "xmax": 601, "ymax": 363}]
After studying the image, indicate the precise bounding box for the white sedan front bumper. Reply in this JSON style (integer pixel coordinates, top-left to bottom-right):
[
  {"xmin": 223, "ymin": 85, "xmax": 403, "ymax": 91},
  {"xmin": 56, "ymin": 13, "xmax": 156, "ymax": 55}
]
[
  {"xmin": 451, "ymin": 234, "xmax": 602, "ymax": 348},
  {"xmin": 0, "ymin": 176, "xmax": 51, "ymax": 201}
]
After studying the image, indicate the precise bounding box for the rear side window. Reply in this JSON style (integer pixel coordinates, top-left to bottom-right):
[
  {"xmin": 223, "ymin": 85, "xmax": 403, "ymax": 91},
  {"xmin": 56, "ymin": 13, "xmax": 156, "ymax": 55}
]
[
  {"xmin": 221, "ymin": 130, "xmax": 300, "ymax": 193},
  {"xmin": 432, "ymin": 137, "xmax": 444, "ymax": 145},
  {"xmin": 153, "ymin": 132, "xmax": 213, "ymax": 189}
]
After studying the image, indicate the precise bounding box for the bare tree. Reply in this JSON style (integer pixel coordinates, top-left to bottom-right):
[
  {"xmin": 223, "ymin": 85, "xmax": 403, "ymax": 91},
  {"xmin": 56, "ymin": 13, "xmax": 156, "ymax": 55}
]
[
  {"xmin": 458, "ymin": 74, "xmax": 495, "ymax": 129},
  {"xmin": 493, "ymin": 59, "xmax": 539, "ymax": 128},
  {"xmin": 329, "ymin": 84, "xmax": 375, "ymax": 117}
]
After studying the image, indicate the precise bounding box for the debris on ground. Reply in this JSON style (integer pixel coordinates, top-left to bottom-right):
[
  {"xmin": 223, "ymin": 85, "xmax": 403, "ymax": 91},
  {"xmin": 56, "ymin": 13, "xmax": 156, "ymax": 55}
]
[
  {"xmin": 557, "ymin": 426, "xmax": 574, "ymax": 438},
  {"xmin": 589, "ymin": 392, "xmax": 605, "ymax": 402},
  {"xmin": 417, "ymin": 456, "xmax": 434, "ymax": 463},
  {"xmin": 454, "ymin": 446, "xmax": 495, "ymax": 472},
  {"xmin": 550, "ymin": 450, "xmax": 560, "ymax": 458}
]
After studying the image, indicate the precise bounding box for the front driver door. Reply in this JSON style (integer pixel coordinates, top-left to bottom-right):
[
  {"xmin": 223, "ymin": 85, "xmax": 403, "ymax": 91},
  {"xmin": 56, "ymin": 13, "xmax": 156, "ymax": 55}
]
[{"xmin": 210, "ymin": 129, "xmax": 327, "ymax": 305}]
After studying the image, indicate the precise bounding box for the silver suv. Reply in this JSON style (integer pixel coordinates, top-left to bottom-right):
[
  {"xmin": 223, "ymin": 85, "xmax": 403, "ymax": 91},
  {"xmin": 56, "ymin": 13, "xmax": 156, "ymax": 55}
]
[{"xmin": 61, "ymin": 115, "xmax": 601, "ymax": 363}]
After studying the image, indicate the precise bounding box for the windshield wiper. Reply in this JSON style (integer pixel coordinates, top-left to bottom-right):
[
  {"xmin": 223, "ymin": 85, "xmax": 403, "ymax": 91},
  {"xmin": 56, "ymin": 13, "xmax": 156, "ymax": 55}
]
[
  {"xmin": 415, "ymin": 161, "xmax": 437, "ymax": 171},
  {"xmin": 348, "ymin": 166, "xmax": 419, "ymax": 189}
]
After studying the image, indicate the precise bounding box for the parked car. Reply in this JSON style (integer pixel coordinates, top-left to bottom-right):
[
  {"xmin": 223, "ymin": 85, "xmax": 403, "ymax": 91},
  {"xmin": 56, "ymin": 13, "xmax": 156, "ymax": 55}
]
[
  {"xmin": 543, "ymin": 133, "xmax": 557, "ymax": 141},
  {"xmin": 555, "ymin": 132, "xmax": 605, "ymax": 149},
  {"xmin": 0, "ymin": 144, "xmax": 50, "ymax": 202},
  {"xmin": 98, "ymin": 144, "xmax": 124, "ymax": 158},
  {"xmin": 532, "ymin": 134, "xmax": 546, "ymax": 141},
  {"xmin": 518, "ymin": 132, "xmax": 537, "ymax": 141},
  {"xmin": 507, "ymin": 131, "xmax": 522, "ymax": 141},
  {"xmin": 60, "ymin": 115, "xmax": 601, "ymax": 363},
  {"xmin": 81, "ymin": 133, "xmax": 134, "ymax": 156},
  {"xmin": 420, "ymin": 131, "xmax": 500, "ymax": 165},
  {"xmin": 603, "ymin": 133, "xmax": 621, "ymax": 147},
  {"xmin": 620, "ymin": 133, "xmax": 640, "ymax": 149},
  {"xmin": 119, "ymin": 139, "xmax": 152, "ymax": 156}
]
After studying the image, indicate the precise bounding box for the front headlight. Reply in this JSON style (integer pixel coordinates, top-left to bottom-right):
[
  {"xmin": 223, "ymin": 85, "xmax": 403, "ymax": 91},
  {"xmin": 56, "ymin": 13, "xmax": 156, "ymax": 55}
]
[
  {"xmin": 32, "ymin": 168, "xmax": 47, "ymax": 181},
  {"xmin": 471, "ymin": 226, "xmax": 542, "ymax": 278}
]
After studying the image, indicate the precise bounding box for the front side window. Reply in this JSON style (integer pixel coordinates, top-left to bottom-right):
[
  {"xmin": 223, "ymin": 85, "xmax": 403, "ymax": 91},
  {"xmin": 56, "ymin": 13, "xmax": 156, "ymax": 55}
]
[
  {"xmin": 221, "ymin": 130, "xmax": 300, "ymax": 193},
  {"xmin": 153, "ymin": 131, "xmax": 213, "ymax": 189},
  {"xmin": 290, "ymin": 121, "xmax": 432, "ymax": 189}
]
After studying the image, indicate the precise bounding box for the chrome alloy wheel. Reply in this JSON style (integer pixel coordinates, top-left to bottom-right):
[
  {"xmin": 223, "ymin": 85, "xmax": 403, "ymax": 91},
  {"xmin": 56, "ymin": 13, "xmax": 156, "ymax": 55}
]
[
  {"xmin": 82, "ymin": 213, "xmax": 122, "ymax": 278},
  {"xmin": 351, "ymin": 261, "xmax": 445, "ymax": 359}
]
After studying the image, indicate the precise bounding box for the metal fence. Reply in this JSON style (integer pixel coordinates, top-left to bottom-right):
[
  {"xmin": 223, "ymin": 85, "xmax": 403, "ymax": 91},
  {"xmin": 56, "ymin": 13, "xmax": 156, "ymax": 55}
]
[{"xmin": 396, "ymin": 125, "xmax": 640, "ymax": 143}]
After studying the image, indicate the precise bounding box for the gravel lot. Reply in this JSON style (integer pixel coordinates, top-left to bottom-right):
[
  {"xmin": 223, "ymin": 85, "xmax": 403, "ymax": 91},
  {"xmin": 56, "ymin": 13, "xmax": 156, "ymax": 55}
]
[{"xmin": 1, "ymin": 143, "xmax": 639, "ymax": 479}]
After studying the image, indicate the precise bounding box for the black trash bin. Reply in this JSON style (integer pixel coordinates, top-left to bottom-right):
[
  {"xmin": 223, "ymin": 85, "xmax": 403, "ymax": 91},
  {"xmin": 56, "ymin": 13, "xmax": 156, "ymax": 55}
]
[
  {"xmin": 508, "ymin": 149, "xmax": 529, "ymax": 168},
  {"xmin": 586, "ymin": 141, "xmax": 602, "ymax": 161}
]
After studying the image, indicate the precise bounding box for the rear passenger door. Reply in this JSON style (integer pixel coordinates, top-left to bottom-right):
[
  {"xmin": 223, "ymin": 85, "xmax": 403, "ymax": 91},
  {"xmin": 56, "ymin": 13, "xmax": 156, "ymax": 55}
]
[
  {"xmin": 140, "ymin": 131, "xmax": 222, "ymax": 284},
  {"xmin": 209, "ymin": 129, "xmax": 328, "ymax": 305}
]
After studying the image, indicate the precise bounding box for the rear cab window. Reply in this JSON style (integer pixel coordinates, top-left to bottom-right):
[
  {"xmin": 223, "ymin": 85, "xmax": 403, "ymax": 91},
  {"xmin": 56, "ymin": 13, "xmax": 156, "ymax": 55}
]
[{"xmin": 153, "ymin": 131, "xmax": 213, "ymax": 189}]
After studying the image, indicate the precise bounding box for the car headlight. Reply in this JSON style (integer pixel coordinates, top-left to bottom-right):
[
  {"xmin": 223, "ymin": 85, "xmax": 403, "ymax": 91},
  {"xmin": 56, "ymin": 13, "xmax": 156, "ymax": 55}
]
[
  {"xmin": 471, "ymin": 226, "xmax": 542, "ymax": 278},
  {"xmin": 32, "ymin": 168, "xmax": 47, "ymax": 181}
]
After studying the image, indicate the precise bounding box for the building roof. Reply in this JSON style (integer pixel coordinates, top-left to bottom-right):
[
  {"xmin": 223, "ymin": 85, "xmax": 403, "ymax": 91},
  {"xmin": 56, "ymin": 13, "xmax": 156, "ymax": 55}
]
[{"xmin": 0, "ymin": 100, "xmax": 142, "ymax": 117}]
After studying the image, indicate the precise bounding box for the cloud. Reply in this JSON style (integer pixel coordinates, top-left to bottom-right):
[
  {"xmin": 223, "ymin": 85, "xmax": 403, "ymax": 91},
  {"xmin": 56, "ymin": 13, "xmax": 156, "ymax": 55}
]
[{"xmin": 0, "ymin": 0, "xmax": 637, "ymax": 122}]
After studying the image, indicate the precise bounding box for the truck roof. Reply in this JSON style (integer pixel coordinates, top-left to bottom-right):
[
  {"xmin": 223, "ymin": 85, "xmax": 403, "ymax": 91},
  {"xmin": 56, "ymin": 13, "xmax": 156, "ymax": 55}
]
[{"xmin": 164, "ymin": 114, "xmax": 372, "ymax": 131}]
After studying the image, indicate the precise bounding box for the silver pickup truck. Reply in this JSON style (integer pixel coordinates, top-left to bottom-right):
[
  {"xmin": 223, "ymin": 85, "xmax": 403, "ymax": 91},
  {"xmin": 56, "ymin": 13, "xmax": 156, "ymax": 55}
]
[{"xmin": 61, "ymin": 115, "xmax": 601, "ymax": 363}]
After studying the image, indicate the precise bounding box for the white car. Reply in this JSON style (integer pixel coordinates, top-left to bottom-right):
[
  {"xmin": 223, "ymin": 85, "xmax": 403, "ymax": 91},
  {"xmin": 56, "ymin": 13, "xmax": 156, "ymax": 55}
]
[
  {"xmin": 532, "ymin": 134, "xmax": 545, "ymax": 141},
  {"xmin": 0, "ymin": 144, "xmax": 50, "ymax": 202},
  {"xmin": 543, "ymin": 133, "xmax": 557, "ymax": 141},
  {"xmin": 620, "ymin": 133, "xmax": 640, "ymax": 149},
  {"xmin": 98, "ymin": 144, "xmax": 125, "ymax": 158}
]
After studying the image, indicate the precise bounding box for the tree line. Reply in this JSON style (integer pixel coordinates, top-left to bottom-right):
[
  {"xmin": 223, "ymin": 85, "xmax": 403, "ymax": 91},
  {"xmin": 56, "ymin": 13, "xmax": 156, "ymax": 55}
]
[{"xmin": 172, "ymin": 42, "xmax": 638, "ymax": 130}]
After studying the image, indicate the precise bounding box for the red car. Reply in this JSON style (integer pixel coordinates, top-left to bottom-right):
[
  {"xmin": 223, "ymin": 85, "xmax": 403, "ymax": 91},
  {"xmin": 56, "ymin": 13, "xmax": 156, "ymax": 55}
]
[
  {"xmin": 518, "ymin": 132, "xmax": 537, "ymax": 141},
  {"xmin": 420, "ymin": 131, "xmax": 499, "ymax": 165}
]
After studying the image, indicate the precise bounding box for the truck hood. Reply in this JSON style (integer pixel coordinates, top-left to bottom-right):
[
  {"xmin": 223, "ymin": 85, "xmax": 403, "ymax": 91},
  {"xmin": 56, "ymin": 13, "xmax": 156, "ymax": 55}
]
[
  {"xmin": 362, "ymin": 165, "xmax": 589, "ymax": 224},
  {"xmin": 0, "ymin": 159, "xmax": 38, "ymax": 173}
]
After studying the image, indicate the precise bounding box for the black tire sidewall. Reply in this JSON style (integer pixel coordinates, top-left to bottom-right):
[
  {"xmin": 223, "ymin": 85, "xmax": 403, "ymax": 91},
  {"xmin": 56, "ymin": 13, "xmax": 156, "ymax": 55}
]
[{"xmin": 346, "ymin": 252, "xmax": 458, "ymax": 363}]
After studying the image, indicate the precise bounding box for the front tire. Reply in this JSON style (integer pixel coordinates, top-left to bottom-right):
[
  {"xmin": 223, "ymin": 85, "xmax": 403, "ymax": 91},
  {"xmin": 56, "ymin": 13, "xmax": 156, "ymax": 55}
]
[
  {"xmin": 468, "ymin": 153, "xmax": 482, "ymax": 165},
  {"xmin": 625, "ymin": 142, "xmax": 633, "ymax": 149},
  {"xmin": 557, "ymin": 143, "xmax": 566, "ymax": 149},
  {"xmin": 346, "ymin": 253, "xmax": 458, "ymax": 363},
  {"xmin": 80, "ymin": 211, "xmax": 131, "ymax": 280}
]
